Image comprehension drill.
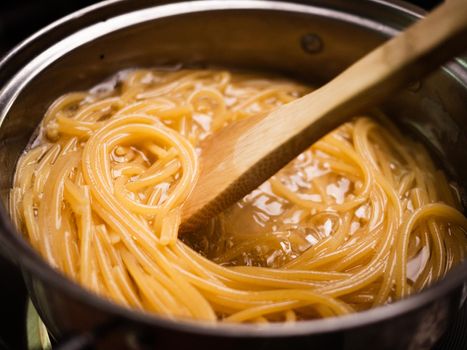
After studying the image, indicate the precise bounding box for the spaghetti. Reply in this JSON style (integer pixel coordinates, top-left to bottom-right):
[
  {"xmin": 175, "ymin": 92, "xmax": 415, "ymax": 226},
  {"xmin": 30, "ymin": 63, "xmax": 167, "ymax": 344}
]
[{"xmin": 10, "ymin": 68, "xmax": 467, "ymax": 323}]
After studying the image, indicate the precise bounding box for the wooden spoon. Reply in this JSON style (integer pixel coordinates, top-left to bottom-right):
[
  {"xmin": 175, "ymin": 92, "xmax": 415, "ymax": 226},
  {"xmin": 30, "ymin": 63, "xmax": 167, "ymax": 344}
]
[{"xmin": 180, "ymin": 0, "xmax": 467, "ymax": 232}]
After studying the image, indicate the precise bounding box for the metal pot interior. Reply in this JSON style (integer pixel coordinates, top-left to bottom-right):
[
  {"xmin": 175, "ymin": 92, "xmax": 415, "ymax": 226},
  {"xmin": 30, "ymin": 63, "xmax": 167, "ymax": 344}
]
[{"xmin": 0, "ymin": 0, "xmax": 466, "ymax": 337}]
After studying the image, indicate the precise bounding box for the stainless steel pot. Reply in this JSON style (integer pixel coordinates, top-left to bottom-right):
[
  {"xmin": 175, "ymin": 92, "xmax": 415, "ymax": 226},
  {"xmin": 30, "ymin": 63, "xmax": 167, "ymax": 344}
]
[{"xmin": 0, "ymin": 1, "xmax": 466, "ymax": 349}]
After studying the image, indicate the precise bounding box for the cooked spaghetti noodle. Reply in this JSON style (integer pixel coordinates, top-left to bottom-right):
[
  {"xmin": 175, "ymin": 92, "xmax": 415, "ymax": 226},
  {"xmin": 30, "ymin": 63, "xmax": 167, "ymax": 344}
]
[{"xmin": 10, "ymin": 68, "xmax": 467, "ymax": 323}]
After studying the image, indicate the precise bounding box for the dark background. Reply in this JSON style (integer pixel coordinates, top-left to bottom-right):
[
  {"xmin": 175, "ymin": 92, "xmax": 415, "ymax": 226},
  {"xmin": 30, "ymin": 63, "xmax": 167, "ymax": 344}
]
[{"xmin": 0, "ymin": 0, "xmax": 444, "ymax": 349}]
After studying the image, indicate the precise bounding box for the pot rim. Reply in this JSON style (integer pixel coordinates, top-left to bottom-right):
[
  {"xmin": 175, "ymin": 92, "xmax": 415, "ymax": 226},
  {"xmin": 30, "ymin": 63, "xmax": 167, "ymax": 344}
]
[{"xmin": 0, "ymin": 0, "xmax": 466, "ymax": 338}]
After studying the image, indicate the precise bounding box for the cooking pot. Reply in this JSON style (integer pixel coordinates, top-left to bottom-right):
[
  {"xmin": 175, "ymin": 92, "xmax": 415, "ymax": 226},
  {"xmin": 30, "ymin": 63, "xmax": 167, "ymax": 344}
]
[{"xmin": 0, "ymin": 1, "xmax": 466, "ymax": 349}]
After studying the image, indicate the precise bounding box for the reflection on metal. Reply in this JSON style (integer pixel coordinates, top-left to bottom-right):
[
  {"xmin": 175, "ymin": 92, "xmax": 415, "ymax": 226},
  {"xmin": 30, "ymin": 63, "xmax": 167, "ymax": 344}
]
[{"xmin": 27, "ymin": 300, "xmax": 51, "ymax": 350}]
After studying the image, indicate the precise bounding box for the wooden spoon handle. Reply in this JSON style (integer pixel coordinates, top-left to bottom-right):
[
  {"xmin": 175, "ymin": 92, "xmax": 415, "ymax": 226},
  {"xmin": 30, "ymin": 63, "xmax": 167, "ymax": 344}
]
[{"xmin": 180, "ymin": 0, "xmax": 467, "ymax": 232}]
